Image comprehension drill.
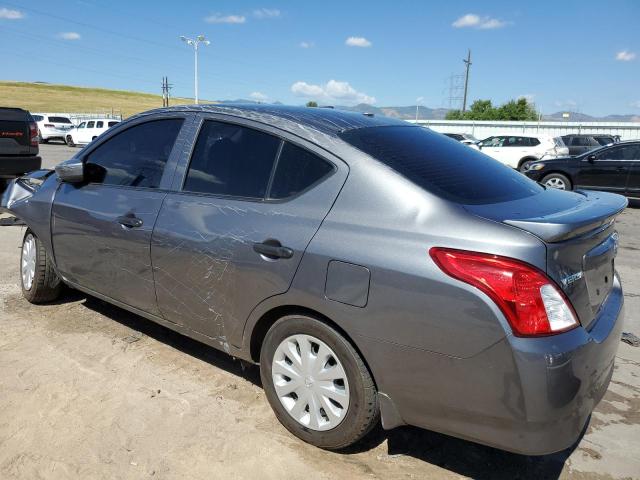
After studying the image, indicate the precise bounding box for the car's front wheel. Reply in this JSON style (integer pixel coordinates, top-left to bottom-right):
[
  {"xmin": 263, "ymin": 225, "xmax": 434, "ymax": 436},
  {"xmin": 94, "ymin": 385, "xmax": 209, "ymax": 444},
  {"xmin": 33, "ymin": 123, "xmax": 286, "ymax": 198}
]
[
  {"xmin": 541, "ymin": 173, "xmax": 572, "ymax": 190},
  {"xmin": 21, "ymin": 230, "xmax": 62, "ymax": 303},
  {"xmin": 260, "ymin": 314, "xmax": 379, "ymax": 450},
  {"xmin": 65, "ymin": 135, "xmax": 75, "ymax": 147}
]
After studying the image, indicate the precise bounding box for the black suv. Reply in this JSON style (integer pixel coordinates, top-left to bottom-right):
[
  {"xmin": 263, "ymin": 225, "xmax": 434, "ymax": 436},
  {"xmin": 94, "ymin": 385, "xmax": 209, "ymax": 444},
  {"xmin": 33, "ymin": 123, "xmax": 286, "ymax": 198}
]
[
  {"xmin": 0, "ymin": 107, "xmax": 41, "ymax": 190},
  {"xmin": 524, "ymin": 140, "xmax": 640, "ymax": 198}
]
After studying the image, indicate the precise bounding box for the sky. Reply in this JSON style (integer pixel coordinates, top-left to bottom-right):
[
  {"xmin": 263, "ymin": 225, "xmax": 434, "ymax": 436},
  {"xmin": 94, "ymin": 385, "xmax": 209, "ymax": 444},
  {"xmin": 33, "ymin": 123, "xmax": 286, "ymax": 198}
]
[{"xmin": 1, "ymin": 0, "xmax": 639, "ymax": 116}]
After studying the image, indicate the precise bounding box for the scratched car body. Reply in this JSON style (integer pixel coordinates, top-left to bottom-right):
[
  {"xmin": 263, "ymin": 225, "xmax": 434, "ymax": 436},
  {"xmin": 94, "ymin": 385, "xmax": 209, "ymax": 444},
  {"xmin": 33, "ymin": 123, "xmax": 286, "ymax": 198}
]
[{"xmin": 0, "ymin": 105, "xmax": 627, "ymax": 454}]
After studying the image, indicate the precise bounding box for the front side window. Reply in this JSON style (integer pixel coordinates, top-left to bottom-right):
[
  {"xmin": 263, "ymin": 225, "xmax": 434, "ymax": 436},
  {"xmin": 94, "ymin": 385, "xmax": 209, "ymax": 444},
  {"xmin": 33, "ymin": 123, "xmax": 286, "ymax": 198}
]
[
  {"xmin": 595, "ymin": 146, "xmax": 623, "ymax": 161},
  {"xmin": 340, "ymin": 126, "xmax": 543, "ymax": 205},
  {"xmin": 268, "ymin": 142, "xmax": 334, "ymax": 199},
  {"xmin": 77, "ymin": 122, "xmax": 86, "ymax": 129},
  {"xmin": 84, "ymin": 118, "xmax": 183, "ymax": 188},
  {"xmin": 183, "ymin": 121, "xmax": 281, "ymax": 198},
  {"xmin": 481, "ymin": 136, "xmax": 505, "ymax": 147}
]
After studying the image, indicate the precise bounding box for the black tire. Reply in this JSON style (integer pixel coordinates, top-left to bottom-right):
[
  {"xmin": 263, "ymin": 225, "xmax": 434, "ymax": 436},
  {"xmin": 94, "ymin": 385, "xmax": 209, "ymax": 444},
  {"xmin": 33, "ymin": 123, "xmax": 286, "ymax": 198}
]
[
  {"xmin": 65, "ymin": 135, "xmax": 75, "ymax": 147},
  {"xmin": 519, "ymin": 159, "xmax": 536, "ymax": 172},
  {"xmin": 541, "ymin": 172, "xmax": 572, "ymax": 191},
  {"xmin": 260, "ymin": 314, "xmax": 379, "ymax": 450},
  {"xmin": 20, "ymin": 230, "xmax": 62, "ymax": 303}
]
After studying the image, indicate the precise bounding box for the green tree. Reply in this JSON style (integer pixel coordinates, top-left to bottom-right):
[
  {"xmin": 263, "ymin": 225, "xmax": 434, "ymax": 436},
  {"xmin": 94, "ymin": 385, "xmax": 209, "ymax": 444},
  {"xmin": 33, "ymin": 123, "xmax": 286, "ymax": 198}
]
[
  {"xmin": 446, "ymin": 98, "xmax": 538, "ymax": 121},
  {"xmin": 306, "ymin": 101, "xmax": 318, "ymax": 108}
]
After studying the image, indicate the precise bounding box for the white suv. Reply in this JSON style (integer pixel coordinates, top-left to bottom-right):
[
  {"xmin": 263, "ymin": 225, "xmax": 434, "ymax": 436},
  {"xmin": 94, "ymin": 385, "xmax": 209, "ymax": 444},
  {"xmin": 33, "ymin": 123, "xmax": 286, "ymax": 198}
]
[
  {"xmin": 66, "ymin": 118, "xmax": 120, "ymax": 147},
  {"xmin": 32, "ymin": 114, "xmax": 74, "ymax": 143},
  {"xmin": 478, "ymin": 135, "xmax": 569, "ymax": 171}
]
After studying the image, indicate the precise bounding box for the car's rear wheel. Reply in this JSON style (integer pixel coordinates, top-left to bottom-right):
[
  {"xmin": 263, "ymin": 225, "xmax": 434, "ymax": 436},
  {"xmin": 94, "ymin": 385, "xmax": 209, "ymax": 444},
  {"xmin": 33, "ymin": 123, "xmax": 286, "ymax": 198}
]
[
  {"xmin": 65, "ymin": 135, "xmax": 75, "ymax": 147},
  {"xmin": 260, "ymin": 314, "xmax": 379, "ymax": 450},
  {"xmin": 21, "ymin": 230, "xmax": 62, "ymax": 303},
  {"xmin": 541, "ymin": 173, "xmax": 572, "ymax": 190}
]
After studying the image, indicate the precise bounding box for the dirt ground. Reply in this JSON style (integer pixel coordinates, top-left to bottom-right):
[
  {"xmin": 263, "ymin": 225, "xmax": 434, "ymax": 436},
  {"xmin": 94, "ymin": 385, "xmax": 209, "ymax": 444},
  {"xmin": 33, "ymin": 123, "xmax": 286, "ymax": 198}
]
[{"xmin": 0, "ymin": 144, "xmax": 639, "ymax": 479}]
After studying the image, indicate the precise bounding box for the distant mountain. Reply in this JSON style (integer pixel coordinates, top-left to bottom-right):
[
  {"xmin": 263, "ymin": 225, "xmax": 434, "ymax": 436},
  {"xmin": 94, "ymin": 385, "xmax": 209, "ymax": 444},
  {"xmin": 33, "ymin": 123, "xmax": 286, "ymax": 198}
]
[{"xmin": 543, "ymin": 111, "xmax": 640, "ymax": 122}]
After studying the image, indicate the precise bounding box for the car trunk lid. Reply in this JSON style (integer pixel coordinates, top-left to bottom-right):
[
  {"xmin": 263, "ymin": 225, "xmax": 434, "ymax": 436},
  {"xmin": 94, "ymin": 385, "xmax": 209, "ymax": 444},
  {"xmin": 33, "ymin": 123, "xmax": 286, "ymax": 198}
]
[{"xmin": 464, "ymin": 189, "xmax": 627, "ymax": 329}]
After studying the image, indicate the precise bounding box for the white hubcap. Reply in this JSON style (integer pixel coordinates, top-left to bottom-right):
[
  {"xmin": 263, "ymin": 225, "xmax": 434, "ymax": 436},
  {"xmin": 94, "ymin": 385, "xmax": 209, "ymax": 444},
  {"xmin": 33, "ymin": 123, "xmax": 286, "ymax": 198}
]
[
  {"xmin": 545, "ymin": 177, "xmax": 567, "ymax": 190},
  {"xmin": 272, "ymin": 334, "xmax": 350, "ymax": 431},
  {"xmin": 21, "ymin": 234, "xmax": 37, "ymax": 291}
]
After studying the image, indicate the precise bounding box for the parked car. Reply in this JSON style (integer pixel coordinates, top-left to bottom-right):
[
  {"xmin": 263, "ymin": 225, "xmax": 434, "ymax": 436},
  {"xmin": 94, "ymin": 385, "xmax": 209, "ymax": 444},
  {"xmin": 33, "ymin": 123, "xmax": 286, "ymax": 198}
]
[
  {"xmin": 1, "ymin": 105, "xmax": 626, "ymax": 455},
  {"xmin": 32, "ymin": 114, "xmax": 74, "ymax": 143},
  {"xmin": 477, "ymin": 135, "xmax": 569, "ymax": 171},
  {"xmin": 0, "ymin": 107, "xmax": 41, "ymax": 191},
  {"xmin": 561, "ymin": 134, "xmax": 602, "ymax": 156},
  {"xmin": 65, "ymin": 118, "xmax": 120, "ymax": 147},
  {"xmin": 524, "ymin": 141, "xmax": 640, "ymax": 198},
  {"xmin": 443, "ymin": 132, "xmax": 479, "ymax": 146}
]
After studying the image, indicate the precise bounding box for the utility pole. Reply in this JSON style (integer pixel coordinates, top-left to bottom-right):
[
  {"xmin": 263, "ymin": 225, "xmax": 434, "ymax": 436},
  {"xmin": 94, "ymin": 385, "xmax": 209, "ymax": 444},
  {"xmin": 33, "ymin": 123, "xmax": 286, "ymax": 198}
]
[
  {"xmin": 462, "ymin": 49, "xmax": 472, "ymax": 112},
  {"xmin": 161, "ymin": 77, "xmax": 173, "ymax": 107},
  {"xmin": 180, "ymin": 35, "xmax": 210, "ymax": 104}
]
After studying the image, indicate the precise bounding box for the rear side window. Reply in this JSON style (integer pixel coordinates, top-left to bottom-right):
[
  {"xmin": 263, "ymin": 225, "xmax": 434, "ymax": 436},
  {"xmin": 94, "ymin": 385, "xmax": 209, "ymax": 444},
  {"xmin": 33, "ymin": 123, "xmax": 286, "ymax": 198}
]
[
  {"xmin": 184, "ymin": 120, "xmax": 281, "ymax": 198},
  {"xmin": 96, "ymin": 121, "xmax": 104, "ymax": 128},
  {"xmin": 269, "ymin": 143, "xmax": 334, "ymax": 199},
  {"xmin": 87, "ymin": 121, "xmax": 95, "ymax": 128},
  {"xmin": 49, "ymin": 116, "xmax": 72, "ymax": 124},
  {"xmin": 85, "ymin": 118, "xmax": 183, "ymax": 188},
  {"xmin": 529, "ymin": 137, "xmax": 541, "ymax": 146},
  {"xmin": 108, "ymin": 121, "xmax": 119, "ymax": 127},
  {"xmin": 339, "ymin": 126, "xmax": 543, "ymax": 205}
]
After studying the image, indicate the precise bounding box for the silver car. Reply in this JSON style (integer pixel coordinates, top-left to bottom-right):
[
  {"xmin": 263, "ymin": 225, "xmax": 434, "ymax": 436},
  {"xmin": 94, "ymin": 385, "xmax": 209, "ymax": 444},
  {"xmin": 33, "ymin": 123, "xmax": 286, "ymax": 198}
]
[{"xmin": 1, "ymin": 105, "xmax": 626, "ymax": 454}]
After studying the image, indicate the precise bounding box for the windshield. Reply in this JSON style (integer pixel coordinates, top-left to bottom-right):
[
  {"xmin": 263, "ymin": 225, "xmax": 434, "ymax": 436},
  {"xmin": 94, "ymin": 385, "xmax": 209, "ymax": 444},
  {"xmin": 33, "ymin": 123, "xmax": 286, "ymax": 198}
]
[{"xmin": 339, "ymin": 126, "xmax": 543, "ymax": 205}]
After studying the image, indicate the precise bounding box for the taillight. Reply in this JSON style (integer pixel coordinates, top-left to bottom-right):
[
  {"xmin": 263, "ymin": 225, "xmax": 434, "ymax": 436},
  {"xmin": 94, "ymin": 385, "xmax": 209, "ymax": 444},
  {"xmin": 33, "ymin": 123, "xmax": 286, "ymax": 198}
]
[
  {"xmin": 29, "ymin": 122, "xmax": 38, "ymax": 146},
  {"xmin": 429, "ymin": 248, "xmax": 578, "ymax": 337},
  {"xmin": 43, "ymin": 123, "xmax": 55, "ymax": 128}
]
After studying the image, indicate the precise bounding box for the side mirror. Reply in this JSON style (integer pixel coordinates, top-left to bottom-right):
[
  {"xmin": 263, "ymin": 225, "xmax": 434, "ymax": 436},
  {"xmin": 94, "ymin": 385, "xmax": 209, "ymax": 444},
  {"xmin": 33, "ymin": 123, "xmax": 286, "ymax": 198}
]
[
  {"xmin": 587, "ymin": 154, "xmax": 596, "ymax": 163},
  {"xmin": 55, "ymin": 159, "xmax": 85, "ymax": 183}
]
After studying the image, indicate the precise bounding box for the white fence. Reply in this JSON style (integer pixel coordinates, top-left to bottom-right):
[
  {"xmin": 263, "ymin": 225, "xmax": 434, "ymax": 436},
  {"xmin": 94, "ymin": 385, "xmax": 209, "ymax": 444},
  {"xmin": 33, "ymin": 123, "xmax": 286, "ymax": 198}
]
[
  {"xmin": 409, "ymin": 119, "xmax": 640, "ymax": 141},
  {"xmin": 34, "ymin": 111, "xmax": 123, "ymax": 125}
]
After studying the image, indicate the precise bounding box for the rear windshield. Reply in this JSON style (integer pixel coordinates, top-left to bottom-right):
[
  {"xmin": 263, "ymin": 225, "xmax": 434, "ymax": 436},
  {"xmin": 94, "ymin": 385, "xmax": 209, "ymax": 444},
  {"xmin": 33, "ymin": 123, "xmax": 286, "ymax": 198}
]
[
  {"xmin": 48, "ymin": 116, "xmax": 72, "ymax": 124},
  {"xmin": 339, "ymin": 126, "xmax": 543, "ymax": 205}
]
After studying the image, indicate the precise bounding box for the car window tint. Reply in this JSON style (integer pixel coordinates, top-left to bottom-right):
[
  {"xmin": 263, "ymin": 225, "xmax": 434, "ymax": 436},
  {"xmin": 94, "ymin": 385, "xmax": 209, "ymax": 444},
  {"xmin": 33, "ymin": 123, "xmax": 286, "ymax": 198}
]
[
  {"xmin": 340, "ymin": 126, "xmax": 543, "ymax": 205},
  {"xmin": 85, "ymin": 118, "xmax": 183, "ymax": 188},
  {"xmin": 184, "ymin": 120, "xmax": 281, "ymax": 198},
  {"xmin": 268, "ymin": 142, "xmax": 334, "ymax": 199},
  {"xmin": 49, "ymin": 116, "xmax": 72, "ymax": 124},
  {"xmin": 529, "ymin": 137, "xmax": 541, "ymax": 146},
  {"xmin": 78, "ymin": 122, "xmax": 85, "ymax": 129},
  {"xmin": 96, "ymin": 121, "xmax": 104, "ymax": 128},
  {"xmin": 596, "ymin": 147, "xmax": 623, "ymax": 160},
  {"xmin": 108, "ymin": 121, "xmax": 119, "ymax": 127},
  {"xmin": 87, "ymin": 121, "xmax": 95, "ymax": 128},
  {"xmin": 620, "ymin": 145, "xmax": 640, "ymax": 161},
  {"xmin": 482, "ymin": 136, "xmax": 504, "ymax": 147}
]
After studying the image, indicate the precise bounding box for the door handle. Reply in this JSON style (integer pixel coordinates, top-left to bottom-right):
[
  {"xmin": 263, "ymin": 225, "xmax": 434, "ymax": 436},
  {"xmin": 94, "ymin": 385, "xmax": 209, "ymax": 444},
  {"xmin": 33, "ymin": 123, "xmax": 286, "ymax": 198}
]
[
  {"xmin": 117, "ymin": 214, "xmax": 143, "ymax": 228},
  {"xmin": 253, "ymin": 240, "xmax": 293, "ymax": 259}
]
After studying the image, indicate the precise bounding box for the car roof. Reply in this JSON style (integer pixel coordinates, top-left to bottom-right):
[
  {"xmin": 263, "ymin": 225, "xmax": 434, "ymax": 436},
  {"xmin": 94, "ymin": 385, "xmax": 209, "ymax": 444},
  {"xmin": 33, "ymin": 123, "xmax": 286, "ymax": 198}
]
[{"xmin": 129, "ymin": 103, "xmax": 408, "ymax": 137}]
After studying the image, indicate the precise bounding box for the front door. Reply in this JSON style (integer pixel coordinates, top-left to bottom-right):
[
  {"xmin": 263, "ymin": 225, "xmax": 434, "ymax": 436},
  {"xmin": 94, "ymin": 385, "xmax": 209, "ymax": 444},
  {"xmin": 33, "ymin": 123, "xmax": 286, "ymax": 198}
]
[
  {"xmin": 52, "ymin": 117, "xmax": 187, "ymax": 314},
  {"xmin": 151, "ymin": 118, "xmax": 347, "ymax": 345},
  {"xmin": 575, "ymin": 144, "xmax": 633, "ymax": 193},
  {"xmin": 623, "ymin": 144, "xmax": 640, "ymax": 197}
]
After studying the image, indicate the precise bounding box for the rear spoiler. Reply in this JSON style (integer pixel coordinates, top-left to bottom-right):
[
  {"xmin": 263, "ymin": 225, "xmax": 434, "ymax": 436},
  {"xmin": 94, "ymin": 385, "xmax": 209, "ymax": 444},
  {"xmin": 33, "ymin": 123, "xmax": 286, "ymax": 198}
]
[{"xmin": 465, "ymin": 190, "xmax": 628, "ymax": 243}]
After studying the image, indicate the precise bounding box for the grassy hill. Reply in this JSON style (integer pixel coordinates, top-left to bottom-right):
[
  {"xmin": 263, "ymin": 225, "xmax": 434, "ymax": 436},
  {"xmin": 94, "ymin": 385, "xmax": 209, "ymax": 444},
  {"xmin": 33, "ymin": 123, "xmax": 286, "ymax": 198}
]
[{"xmin": 0, "ymin": 81, "xmax": 199, "ymax": 118}]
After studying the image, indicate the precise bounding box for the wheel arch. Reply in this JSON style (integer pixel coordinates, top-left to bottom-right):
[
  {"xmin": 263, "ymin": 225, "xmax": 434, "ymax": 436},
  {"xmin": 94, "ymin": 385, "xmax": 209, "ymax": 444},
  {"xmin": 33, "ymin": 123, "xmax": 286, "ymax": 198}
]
[{"xmin": 248, "ymin": 304, "xmax": 379, "ymax": 389}]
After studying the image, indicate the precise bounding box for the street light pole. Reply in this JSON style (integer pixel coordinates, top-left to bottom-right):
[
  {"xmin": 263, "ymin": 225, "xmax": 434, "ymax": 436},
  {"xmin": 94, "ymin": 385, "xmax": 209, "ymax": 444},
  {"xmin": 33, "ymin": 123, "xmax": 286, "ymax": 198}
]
[{"xmin": 180, "ymin": 35, "xmax": 210, "ymax": 104}]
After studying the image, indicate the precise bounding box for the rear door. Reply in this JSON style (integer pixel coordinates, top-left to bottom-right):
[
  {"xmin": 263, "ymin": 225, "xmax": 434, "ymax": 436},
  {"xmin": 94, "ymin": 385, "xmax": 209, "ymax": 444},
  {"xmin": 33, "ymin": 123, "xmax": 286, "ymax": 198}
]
[
  {"xmin": 151, "ymin": 117, "xmax": 347, "ymax": 343},
  {"xmin": 575, "ymin": 145, "xmax": 632, "ymax": 193},
  {"xmin": 52, "ymin": 115, "xmax": 189, "ymax": 314},
  {"xmin": 623, "ymin": 144, "xmax": 640, "ymax": 197}
]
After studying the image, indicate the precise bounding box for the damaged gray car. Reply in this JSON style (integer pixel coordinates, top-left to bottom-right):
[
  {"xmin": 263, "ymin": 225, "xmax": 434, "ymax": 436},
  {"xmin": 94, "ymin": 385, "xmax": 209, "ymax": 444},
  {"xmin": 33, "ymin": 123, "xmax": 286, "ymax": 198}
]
[{"xmin": 0, "ymin": 105, "xmax": 627, "ymax": 454}]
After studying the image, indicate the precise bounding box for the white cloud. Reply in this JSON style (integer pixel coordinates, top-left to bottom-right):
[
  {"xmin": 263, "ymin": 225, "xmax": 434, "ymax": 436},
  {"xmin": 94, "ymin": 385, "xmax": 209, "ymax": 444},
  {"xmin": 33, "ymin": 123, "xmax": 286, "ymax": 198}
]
[
  {"xmin": 58, "ymin": 32, "xmax": 81, "ymax": 41},
  {"xmin": 616, "ymin": 50, "xmax": 636, "ymax": 61},
  {"xmin": 253, "ymin": 8, "xmax": 280, "ymax": 19},
  {"xmin": 452, "ymin": 13, "xmax": 508, "ymax": 29},
  {"xmin": 204, "ymin": 14, "xmax": 246, "ymax": 24},
  {"xmin": 291, "ymin": 80, "xmax": 376, "ymax": 105},
  {"xmin": 554, "ymin": 99, "xmax": 578, "ymax": 109},
  {"xmin": 345, "ymin": 36, "xmax": 372, "ymax": 48},
  {"xmin": 250, "ymin": 91, "xmax": 269, "ymax": 102},
  {"xmin": 0, "ymin": 7, "xmax": 24, "ymax": 20},
  {"xmin": 299, "ymin": 41, "xmax": 314, "ymax": 48}
]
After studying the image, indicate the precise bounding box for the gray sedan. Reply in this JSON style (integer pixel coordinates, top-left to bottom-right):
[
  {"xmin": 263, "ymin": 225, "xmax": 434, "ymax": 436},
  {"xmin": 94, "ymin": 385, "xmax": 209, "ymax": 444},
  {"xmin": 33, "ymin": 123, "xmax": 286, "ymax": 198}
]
[{"xmin": 0, "ymin": 104, "xmax": 626, "ymax": 454}]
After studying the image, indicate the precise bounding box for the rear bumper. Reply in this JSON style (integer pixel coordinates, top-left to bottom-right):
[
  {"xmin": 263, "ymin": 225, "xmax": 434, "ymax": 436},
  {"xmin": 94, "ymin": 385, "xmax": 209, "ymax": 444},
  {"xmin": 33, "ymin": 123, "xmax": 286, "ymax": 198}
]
[
  {"xmin": 0, "ymin": 156, "xmax": 42, "ymax": 178},
  {"xmin": 358, "ymin": 275, "xmax": 624, "ymax": 455}
]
